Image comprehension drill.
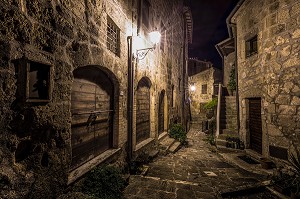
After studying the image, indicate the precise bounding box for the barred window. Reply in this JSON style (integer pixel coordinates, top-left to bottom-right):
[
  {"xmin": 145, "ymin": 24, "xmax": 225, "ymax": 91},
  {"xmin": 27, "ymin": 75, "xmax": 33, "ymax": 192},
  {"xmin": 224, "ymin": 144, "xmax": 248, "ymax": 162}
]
[{"xmin": 107, "ymin": 16, "xmax": 120, "ymax": 56}]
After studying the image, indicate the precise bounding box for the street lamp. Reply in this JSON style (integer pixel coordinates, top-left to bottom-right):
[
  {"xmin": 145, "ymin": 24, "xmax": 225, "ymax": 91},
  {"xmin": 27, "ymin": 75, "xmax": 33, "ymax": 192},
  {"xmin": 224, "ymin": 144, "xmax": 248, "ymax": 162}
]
[
  {"xmin": 127, "ymin": 31, "xmax": 161, "ymax": 161},
  {"xmin": 190, "ymin": 83, "xmax": 196, "ymax": 91}
]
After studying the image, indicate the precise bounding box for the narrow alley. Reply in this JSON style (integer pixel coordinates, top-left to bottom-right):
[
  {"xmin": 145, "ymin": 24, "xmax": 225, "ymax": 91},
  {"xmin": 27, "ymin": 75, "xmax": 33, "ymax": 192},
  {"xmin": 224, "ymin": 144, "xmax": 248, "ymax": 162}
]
[{"xmin": 124, "ymin": 127, "xmax": 274, "ymax": 199}]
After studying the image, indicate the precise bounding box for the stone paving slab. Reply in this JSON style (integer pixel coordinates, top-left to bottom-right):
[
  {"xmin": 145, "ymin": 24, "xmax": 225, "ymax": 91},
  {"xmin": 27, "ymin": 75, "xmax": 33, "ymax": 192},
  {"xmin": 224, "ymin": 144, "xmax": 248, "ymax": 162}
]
[{"xmin": 124, "ymin": 128, "xmax": 269, "ymax": 199}]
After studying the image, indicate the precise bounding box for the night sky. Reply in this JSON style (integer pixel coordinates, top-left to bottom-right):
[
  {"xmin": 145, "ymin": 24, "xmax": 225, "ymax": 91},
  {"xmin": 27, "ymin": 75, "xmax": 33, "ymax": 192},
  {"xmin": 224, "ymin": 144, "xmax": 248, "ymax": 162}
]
[{"xmin": 187, "ymin": 0, "xmax": 239, "ymax": 68}]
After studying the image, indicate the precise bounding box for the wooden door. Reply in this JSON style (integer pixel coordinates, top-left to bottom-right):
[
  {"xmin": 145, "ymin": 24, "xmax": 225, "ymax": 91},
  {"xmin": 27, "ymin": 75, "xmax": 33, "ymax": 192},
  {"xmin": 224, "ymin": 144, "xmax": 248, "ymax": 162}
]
[
  {"xmin": 136, "ymin": 82, "xmax": 150, "ymax": 144},
  {"xmin": 249, "ymin": 98, "xmax": 262, "ymax": 154},
  {"xmin": 158, "ymin": 91, "xmax": 165, "ymax": 135},
  {"xmin": 71, "ymin": 68, "xmax": 113, "ymax": 169}
]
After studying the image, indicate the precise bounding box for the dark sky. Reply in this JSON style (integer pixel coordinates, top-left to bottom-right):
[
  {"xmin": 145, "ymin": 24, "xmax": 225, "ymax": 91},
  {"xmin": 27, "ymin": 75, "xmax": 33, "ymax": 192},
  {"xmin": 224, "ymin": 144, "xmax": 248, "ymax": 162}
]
[{"xmin": 187, "ymin": 0, "xmax": 239, "ymax": 68}]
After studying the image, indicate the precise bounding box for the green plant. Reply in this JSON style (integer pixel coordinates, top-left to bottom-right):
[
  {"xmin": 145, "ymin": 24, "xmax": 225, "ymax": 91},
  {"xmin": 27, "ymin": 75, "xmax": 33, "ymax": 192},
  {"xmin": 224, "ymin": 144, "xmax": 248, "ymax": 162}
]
[
  {"xmin": 204, "ymin": 98, "xmax": 218, "ymax": 110},
  {"xmin": 169, "ymin": 123, "xmax": 187, "ymax": 144},
  {"xmin": 82, "ymin": 165, "xmax": 127, "ymax": 199},
  {"xmin": 228, "ymin": 67, "xmax": 236, "ymax": 91},
  {"xmin": 208, "ymin": 133, "xmax": 215, "ymax": 146}
]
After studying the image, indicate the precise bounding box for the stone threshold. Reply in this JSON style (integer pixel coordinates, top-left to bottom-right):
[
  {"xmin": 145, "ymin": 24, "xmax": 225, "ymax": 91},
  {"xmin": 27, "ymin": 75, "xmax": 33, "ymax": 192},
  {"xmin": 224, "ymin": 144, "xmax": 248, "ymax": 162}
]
[{"xmin": 68, "ymin": 148, "xmax": 121, "ymax": 184}]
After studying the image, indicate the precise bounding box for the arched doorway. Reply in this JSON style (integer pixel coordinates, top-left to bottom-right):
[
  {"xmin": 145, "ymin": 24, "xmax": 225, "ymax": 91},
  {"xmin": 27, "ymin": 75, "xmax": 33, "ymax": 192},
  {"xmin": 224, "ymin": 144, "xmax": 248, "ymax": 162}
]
[
  {"xmin": 158, "ymin": 90, "xmax": 165, "ymax": 135},
  {"xmin": 136, "ymin": 77, "xmax": 151, "ymax": 144},
  {"xmin": 71, "ymin": 66, "xmax": 114, "ymax": 169}
]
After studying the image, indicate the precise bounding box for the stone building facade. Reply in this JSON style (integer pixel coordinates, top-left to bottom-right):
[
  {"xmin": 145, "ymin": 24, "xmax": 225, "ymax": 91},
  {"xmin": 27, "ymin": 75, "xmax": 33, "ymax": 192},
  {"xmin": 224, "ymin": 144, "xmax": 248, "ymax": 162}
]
[
  {"xmin": 228, "ymin": 0, "xmax": 300, "ymax": 161},
  {"xmin": 0, "ymin": 0, "xmax": 192, "ymax": 198},
  {"xmin": 188, "ymin": 61, "xmax": 221, "ymax": 120}
]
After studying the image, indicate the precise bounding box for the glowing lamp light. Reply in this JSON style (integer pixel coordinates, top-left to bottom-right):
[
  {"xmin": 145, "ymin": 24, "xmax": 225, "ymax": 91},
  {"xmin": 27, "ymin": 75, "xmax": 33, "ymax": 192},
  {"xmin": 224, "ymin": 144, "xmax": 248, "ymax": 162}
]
[
  {"xmin": 190, "ymin": 84, "xmax": 196, "ymax": 91},
  {"xmin": 149, "ymin": 31, "xmax": 161, "ymax": 44}
]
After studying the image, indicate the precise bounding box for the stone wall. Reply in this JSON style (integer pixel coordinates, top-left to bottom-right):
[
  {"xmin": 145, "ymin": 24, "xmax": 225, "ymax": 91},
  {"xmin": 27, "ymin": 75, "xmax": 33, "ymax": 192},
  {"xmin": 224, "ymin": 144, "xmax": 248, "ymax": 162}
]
[
  {"xmin": 232, "ymin": 0, "xmax": 300, "ymax": 159},
  {"xmin": 0, "ymin": 0, "xmax": 188, "ymax": 198}
]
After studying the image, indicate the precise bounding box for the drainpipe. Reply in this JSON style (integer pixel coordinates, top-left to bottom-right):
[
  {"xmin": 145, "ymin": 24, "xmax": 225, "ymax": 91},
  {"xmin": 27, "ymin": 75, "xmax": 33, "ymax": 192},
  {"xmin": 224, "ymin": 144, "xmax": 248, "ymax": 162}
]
[
  {"xmin": 182, "ymin": 14, "xmax": 187, "ymax": 131},
  {"xmin": 226, "ymin": 0, "xmax": 245, "ymax": 136},
  {"xmin": 229, "ymin": 23, "xmax": 240, "ymax": 133},
  {"xmin": 216, "ymin": 83, "xmax": 222, "ymax": 138},
  {"xmin": 127, "ymin": 36, "xmax": 133, "ymax": 161}
]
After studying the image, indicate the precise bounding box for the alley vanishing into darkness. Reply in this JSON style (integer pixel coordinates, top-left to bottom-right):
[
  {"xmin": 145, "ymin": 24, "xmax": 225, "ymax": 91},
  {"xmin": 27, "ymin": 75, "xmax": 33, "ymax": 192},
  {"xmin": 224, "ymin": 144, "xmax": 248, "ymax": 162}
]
[{"xmin": 124, "ymin": 127, "xmax": 276, "ymax": 199}]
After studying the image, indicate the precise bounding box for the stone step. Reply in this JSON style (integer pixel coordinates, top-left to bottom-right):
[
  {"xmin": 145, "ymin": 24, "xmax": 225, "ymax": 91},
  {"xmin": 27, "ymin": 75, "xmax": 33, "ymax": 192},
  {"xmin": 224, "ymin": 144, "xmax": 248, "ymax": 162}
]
[
  {"xmin": 216, "ymin": 138, "xmax": 227, "ymax": 147},
  {"xmin": 159, "ymin": 136, "xmax": 176, "ymax": 151},
  {"xmin": 168, "ymin": 141, "xmax": 181, "ymax": 153},
  {"xmin": 218, "ymin": 131, "xmax": 239, "ymax": 139}
]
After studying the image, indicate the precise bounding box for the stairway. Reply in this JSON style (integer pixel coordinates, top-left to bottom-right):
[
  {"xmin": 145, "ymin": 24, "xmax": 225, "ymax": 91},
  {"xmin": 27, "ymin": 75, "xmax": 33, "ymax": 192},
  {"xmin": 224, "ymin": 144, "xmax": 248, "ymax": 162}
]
[
  {"xmin": 220, "ymin": 96, "xmax": 238, "ymax": 135},
  {"xmin": 158, "ymin": 132, "xmax": 182, "ymax": 155},
  {"xmin": 190, "ymin": 110, "xmax": 206, "ymax": 130}
]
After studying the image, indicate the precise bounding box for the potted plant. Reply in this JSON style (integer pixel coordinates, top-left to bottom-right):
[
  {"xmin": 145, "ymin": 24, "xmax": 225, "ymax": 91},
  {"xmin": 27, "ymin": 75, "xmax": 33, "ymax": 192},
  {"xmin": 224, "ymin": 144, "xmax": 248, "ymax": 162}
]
[
  {"xmin": 227, "ymin": 67, "xmax": 236, "ymax": 96},
  {"xmin": 204, "ymin": 98, "xmax": 218, "ymax": 119},
  {"xmin": 289, "ymin": 145, "xmax": 300, "ymax": 198}
]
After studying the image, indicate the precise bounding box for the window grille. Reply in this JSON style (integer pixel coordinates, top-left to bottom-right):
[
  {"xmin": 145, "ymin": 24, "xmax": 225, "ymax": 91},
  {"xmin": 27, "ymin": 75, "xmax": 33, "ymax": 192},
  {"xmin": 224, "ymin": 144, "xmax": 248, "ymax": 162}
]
[{"xmin": 107, "ymin": 16, "xmax": 120, "ymax": 56}]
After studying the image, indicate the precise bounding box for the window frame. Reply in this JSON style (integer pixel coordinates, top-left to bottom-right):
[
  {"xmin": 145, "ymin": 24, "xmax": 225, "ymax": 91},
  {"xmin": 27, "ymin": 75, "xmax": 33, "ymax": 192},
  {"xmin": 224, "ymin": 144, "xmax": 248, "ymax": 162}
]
[
  {"xmin": 13, "ymin": 58, "xmax": 52, "ymax": 103},
  {"xmin": 202, "ymin": 84, "xmax": 207, "ymax": 95},
  {"xmin": 245, "ymin": 35, "xmax": 258, "ymax": 58}
]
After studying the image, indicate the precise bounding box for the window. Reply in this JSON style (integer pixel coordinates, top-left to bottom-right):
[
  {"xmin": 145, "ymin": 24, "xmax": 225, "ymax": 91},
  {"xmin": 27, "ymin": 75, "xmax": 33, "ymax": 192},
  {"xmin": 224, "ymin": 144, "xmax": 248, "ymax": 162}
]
[
  {"xmin": 202, "ymin": 84, "xmax": 207, "ymax": 94},
  {"xmin": 142, "ymin": 0, "xmax": 150, "ymax": 28},
  {"xmin": 246, "ymin": 35, "xmax": 257, "ymax": 57},
  {"xmin": 14, "ymin": 58, "xmax": 52, "ymax": 102},
  {"xmin": 107, "ymin": 16, "xmax": 120, "ymax": 56}
]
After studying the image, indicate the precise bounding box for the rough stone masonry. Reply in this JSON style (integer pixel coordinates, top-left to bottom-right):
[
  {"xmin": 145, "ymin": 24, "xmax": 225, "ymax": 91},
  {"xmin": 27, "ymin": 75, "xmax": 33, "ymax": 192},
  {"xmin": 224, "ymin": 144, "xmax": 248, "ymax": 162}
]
[{"xmin": 0, "ymin": 0, "xmax": 190, "ymax": 198}]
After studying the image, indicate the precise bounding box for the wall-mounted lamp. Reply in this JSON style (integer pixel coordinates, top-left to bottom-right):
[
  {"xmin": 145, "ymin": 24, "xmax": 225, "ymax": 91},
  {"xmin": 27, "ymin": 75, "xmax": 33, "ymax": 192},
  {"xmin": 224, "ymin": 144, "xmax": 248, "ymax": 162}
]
[
  {"xmin": 190, "ymin": 83, "xmax": 196, "ymax": 91},
  {"xmin": 136, "ymin": 31, "xmax": 161, "ymax": 60}
]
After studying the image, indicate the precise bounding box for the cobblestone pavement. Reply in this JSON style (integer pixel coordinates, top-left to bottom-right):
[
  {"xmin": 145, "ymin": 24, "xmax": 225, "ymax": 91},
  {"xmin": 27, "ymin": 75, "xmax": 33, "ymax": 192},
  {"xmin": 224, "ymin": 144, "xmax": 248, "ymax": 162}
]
[{"xmin": 124, "ymin": 128, "xmax": 268, "ymax": 199}]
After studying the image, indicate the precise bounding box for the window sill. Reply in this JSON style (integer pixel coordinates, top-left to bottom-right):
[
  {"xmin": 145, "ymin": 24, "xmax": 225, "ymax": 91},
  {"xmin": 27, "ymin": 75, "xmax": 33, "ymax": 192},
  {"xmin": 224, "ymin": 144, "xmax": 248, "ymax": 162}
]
[{"xmin": 68, "ymin": 148, "xmax": 121, "ymax": 185}]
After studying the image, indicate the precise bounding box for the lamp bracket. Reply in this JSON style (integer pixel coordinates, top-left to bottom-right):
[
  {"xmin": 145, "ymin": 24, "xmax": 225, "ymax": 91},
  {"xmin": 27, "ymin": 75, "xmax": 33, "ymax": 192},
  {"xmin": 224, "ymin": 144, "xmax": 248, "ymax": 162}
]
[{"xmin": 136, "ymin": 46, "xmax": 155, "ymax": 60}]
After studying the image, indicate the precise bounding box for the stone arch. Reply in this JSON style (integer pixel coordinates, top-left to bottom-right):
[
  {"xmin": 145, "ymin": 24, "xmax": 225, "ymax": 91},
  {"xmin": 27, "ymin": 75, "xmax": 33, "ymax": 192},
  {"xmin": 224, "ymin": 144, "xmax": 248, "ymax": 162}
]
[
  {"xmin": 135, "ymin": 77, "xmax": 152, "ymax": 144},
  {"xmin": 158, "ymin": 89, "xmax": 168, "ymax": 135},
  {"xmin": 70, "ymin": 65, "xmax": 119, "ymax": 170}
]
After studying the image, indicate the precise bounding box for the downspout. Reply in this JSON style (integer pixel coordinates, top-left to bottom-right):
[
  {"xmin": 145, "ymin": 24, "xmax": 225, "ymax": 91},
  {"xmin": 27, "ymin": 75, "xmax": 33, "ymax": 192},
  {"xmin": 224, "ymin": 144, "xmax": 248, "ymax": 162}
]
[
  {"xmin": 226, "ymin": 0, "xmax": 244, "ymax": 134},
  {"xmin": 182, "ymin": 15, "xmax": 187, "ymax": 131},
  {"xmin": 229, "ymin": 23, "xmax": 240, "ymax": 133},
  {"xmin": 127, "ymin": 36, "xmax": 133, "ymax": 161},
  {"xmin": 216, "ymin": 83, "xmax": 222, "ymax": 138}
]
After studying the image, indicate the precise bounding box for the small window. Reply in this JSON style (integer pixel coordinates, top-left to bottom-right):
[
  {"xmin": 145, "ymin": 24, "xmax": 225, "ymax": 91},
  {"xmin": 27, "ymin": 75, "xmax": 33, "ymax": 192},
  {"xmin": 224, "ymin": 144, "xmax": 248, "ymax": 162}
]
[
  {"xmin": 246, "ymin": 35, "xmax": 258, "ymax": 57},
  {"xmin": 107, "ymin": 16, "xmax": 120, "ymax": 56},
  {"xmin": 202, "ymin": 84, "xmax": 207, "ymax": 94},
  {"xmin": 142, "ymin": 0, "xmax": 150, "ymax": 28},
  {"xmin": 14, "ymin": 58, "xmax": 52, "ymax": 102}
]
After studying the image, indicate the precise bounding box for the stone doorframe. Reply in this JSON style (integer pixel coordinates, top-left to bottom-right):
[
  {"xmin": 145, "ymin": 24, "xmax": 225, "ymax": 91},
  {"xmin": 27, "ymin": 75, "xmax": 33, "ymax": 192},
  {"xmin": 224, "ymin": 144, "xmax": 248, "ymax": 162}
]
[
  {"xmin": 133, "ymin": 76, "xmax": 155, "ymax": 150},
  {"xmin": 157, "ymin": 89, "xmax": 168, "ymax": 136}
]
